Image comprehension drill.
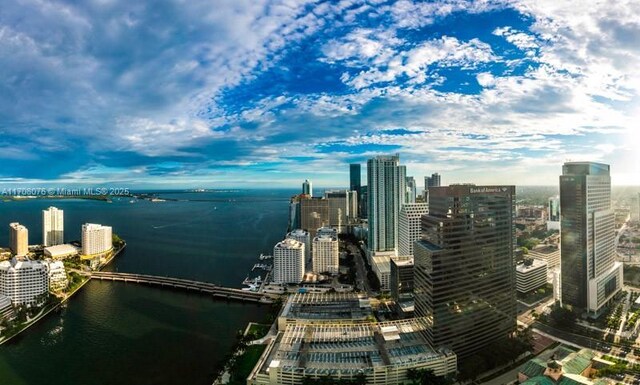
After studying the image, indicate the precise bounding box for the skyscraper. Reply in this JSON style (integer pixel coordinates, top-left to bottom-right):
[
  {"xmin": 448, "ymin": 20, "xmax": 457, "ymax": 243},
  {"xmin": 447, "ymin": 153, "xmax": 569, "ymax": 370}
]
[
  {"xmin": 414, "ymin": 185, "xmax": 516, "ymax": 359},
  {"xmin": 548, "ymin": 196, "xmax": 560, "ymax": 222},
  {"xmin": 302, "ymin": 179, "xmax": 313, "ymax": 197},
  {"xmin": 312, "ymin": 232, "xmax": 339, "ymax": 274},
  {"xmin": 424, "ymin": 173, "xmax": 441, "ymax": 200},
  {"xmin": 43, "ymin": 206, "xmax": 64, "ymax": 247},
  {"xmin": 324, "ymin": 190, "xmax": 349, "ymax": 233},
  {"xmin": 273, "ymin": 238, "xmax": 305, "ymax": 284},
  {"xmin": 81, "ymin": 223, "xmax": 113, "ymax": 257},
  {"xmin": 398, "ymin": 202, "xmax": 428, "ymax": 257},
  {"xmin": 9, "ymin": 223, "xmax": 29, "ymax": 257},
  {"xmin": 300, "ymin": 197, "xmax": 329, "ymax": 238},
  {"xmin": 406, "ymin": 176, "xmax": 417, "ymax": 203},
  {"xmin": 349, "ymin": 164, "xmax": 361, "ymax": 193},
  {"xmin": 560, "ymin": 162, "xmax": 622, "ymax": 317},
  {"xmin": 367, "ymin": 155, "xmax": 406, "ymax": 256}
]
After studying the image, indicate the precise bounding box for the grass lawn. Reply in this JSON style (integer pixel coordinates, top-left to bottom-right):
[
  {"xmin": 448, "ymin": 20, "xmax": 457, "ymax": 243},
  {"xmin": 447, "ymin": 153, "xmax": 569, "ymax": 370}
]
[
  {"xmin": 228, "ymin": 345, "xmax": 267, "ymax": 385},
  {"xmin": 247, "ymin": 323, "xmax": 270, "ymax": 339}
]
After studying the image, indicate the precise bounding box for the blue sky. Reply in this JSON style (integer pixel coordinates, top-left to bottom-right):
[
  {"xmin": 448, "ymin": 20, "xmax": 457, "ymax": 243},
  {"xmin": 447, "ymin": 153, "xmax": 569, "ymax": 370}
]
[{"xmin": 0, "ymin": 0, "xmax": 639, "ymax": 188}]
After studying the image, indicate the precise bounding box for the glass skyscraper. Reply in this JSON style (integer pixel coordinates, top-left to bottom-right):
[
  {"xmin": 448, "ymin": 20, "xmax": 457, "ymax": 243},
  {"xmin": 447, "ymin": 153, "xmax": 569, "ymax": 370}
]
[
  {"xmin": 367, "ymin": 155, "xmax": 406, "ymax": 254},
  {"xmin": 560, "ymin": 162, "xmax": 622, "ymax": 317},
  {"xmin": 414, "ymin": 185, "xmax": 516, "ymax": 359},
  {"xmin": 349, "ymin": 164, "xmax": 361, "ymax": 193}
]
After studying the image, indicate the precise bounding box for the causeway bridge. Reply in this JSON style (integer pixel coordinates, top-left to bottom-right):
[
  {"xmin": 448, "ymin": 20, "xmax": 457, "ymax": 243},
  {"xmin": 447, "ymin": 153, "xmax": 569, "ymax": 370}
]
[{"xmin": 90, "ymin": 271, "xmax": 275, "ymax": 304}]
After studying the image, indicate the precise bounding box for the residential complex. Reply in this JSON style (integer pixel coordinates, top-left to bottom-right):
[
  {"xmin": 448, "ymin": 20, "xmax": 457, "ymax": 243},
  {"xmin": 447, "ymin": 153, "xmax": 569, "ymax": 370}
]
[
  {"xmin": 81, "ymin": 223, "xmax": 113, "ymax": 258},
  {"xmin": 414, "ymin": 185, "xmax": 516, "ymax": 359},
  {"xmin": 516, "ymin": 259, "xmax": 548, "ymax": 294},
  {"xmin": 9, "ymin": 222, "xmax": 29, "ymax": 257},
  {"xmin": 398, "ymin": 202, "xmax": 428, "ymax": 258},
  {"xmin": 312, "ymin": 232, "xmax": 339, "ymax": 274},
  {"xmin": 42, "ymin": 206, "xmax": 64, "ymax": 247},
  {"xmin": 367, "ymin": 155, "xmax": 406, "ymax": 256},
  {"xmin": 286, "ymin": 229, "xmax": 310, "ymax": 260},
  {"xmin": 0, "ymin": 258, "xmax": 49, "ymax": 306},
  {"xmin": 43, "ymin": 260, "xmax": 69, "ymax": 292},
  {"xmin": 560, "ymin": 162, "xmax": 622, "ymax": 317},
  {"xmin": 273, "ymin": 238, "xmax": 305, "ymax": 284}
]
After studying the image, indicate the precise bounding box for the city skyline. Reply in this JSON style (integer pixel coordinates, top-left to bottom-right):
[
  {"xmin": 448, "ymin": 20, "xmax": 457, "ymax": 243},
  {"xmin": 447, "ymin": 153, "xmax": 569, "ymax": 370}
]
[{"xmin": 0, "ymin": 1, "xmax": 639, "ymax": 188}]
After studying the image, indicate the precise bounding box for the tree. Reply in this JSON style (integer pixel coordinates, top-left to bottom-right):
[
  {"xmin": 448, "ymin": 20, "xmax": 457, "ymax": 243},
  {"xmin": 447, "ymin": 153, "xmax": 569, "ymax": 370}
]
[{"xmin": 549, "ymin": 304, "xmax": 577, "ymax": 330}]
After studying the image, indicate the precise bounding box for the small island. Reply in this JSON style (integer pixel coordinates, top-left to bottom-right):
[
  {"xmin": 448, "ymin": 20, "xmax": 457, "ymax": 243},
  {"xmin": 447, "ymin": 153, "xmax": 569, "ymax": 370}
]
[{"xmin": 0, "ymin": 210, "xmax": 125, "ymax": 345}]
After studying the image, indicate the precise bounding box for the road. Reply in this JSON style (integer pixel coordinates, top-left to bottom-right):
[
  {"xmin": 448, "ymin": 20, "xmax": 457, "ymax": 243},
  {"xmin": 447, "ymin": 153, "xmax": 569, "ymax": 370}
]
[{"xmin": 345, "ymin": 241, "xmax": 374, "ymax": 296}]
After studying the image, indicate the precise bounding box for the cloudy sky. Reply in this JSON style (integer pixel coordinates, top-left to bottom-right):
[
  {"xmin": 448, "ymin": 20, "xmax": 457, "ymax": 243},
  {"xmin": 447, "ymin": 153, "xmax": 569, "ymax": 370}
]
[{"xmin": 1, "ymin": 0, "xmax": 639, "ymax": 188}]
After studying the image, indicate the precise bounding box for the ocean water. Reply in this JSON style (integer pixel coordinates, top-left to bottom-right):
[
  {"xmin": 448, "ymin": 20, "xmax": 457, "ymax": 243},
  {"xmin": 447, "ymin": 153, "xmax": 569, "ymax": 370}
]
[{"xmin": 0, "ymin": 190, "xmax": 293, "ymax": 385}]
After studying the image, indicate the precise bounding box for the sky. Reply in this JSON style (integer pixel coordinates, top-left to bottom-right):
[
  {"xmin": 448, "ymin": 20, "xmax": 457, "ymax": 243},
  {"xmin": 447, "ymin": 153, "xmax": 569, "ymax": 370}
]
[{"xmin": 0, "ymin": 0, "xmax": 639, "ymax": 189}]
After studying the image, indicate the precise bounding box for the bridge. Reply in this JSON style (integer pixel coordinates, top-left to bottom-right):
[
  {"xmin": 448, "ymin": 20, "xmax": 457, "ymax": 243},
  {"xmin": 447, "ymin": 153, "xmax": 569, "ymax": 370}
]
[{"xmin": 90, "ymin": 271, "xmax": 275, "ymax": 304}]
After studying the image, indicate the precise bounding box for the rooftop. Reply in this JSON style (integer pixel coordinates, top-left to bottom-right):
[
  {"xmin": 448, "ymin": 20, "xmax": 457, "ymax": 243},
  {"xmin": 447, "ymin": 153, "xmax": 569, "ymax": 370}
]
[
  {"xmin": 260, "ymin": 318, "xmax": 452, "ymax": 376},
  {"xmin": 516, "ymin": 259, "xmax": 548, "ymax": 273},
  {"xmin": 280, "ymin": 293, "xmax": 372, "ymax": 323}
]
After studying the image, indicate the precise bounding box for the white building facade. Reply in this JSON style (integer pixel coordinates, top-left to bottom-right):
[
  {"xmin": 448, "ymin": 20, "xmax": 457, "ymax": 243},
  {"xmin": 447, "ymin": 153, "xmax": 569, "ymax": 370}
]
[
  {"xmin": 398, "ymin": 203, "xmax": 428, "ymax": 258},
  {"xmin": 43, "ymin": 260, "xmax": 68, "ymax": 291},
  {"xmin": 312, "ymin": 234, "xmax": 339, "ymax": 274},
  {"xmin": 43, "ymin": 206, "xmax": 64, "ymax": 247},
  {"xmin": 367, "ymin": 155, "xmax": 406, "ymax": 257},
  {"xmin": 273, "ymin": 238, "xmax": 305, "ymax": 284},
  {"xmin": 81, "ymin": 223, "xmax": 113, "ymax": 257},
  {"xmin": 287, "ymin": 229, "xmax": 311, "ymax": 260},
  {"xmin": 516, "ymin": 259, "xmax": 548, "ymax": 293},
  {"xmin": 0, "ymin": 258, "xmax": 49, "ymax": 306}
]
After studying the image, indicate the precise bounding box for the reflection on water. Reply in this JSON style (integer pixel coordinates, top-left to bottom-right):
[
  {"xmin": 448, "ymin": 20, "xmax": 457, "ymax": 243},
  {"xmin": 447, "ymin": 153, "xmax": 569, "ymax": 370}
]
[{"xmin": 0, "ymin": 190, "xmax": 291, "ymax": 385}]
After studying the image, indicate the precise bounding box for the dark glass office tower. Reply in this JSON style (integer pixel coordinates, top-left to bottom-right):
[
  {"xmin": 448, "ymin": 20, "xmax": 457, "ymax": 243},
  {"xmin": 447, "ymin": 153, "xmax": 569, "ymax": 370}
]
[
  {"xmin": 414, "ymin": 185, "xmax": 516, "ymax": 359},
  {"xmin": 349, "ymin": 164, "xmax": 361, "ymax": 193},
  {"xmin": 560, "ymin": 162, "xmax": 621, "ymax": 317}
]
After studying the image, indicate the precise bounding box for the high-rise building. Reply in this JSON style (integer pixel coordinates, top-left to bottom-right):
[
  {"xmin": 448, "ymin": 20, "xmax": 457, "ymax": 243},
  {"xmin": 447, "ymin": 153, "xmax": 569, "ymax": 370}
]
[
  {"xmin": 367, "ymin": 155, "xmax": 406, "ymax": 255},
  {"xmin": 0, "ymin": 257, "xmax": 49, "ymax": 305},
  {"xmin": 81, "ymin": 223, "xmax": 113, "ymax": 257},
  {"xmin": 406, "ymin": 176, "xmax": 417, "ymax": 203},
  {"xmin": 43, "ymin": 260, "xmax": 69, "ymax": 292},
  {"xmin": 359, "ymin": 186, "xmax": 368, "ymax": 219},
  {"xmin": 390, "ymin": 257, "xmax": 414, "ymax": 302},
  {"xmin": 560, "ymin": 162, "xmax": 622, "ymax": 317},
  {"xmin": 9, "ymin": 223, "xmax": 29, "ymax": 257},
  {"xmin": 398, "ymin": 203, "xmax": 429, "ymax": 258},
  {"xmin": 347, "ymin": 190, "xmax": 358, "ymax": 222},
  {"xmin": 302, "ymin": 179, "xmax": 313, "ymax": 197},
  {"xmin": 42, "ymin": 206, "xmax": 64, "ymax": 247},
  {"xmin": 414, "ymin": 185, "xmax": 516, "ymax": 359},
  {"xmin": 349, "ymin": 164, "xmax": 361, "ymax": 193},
  {"xmin": 312, "ymin": 232, "xmax": 339, "ymax": 274},
  {"xmin": 547, "ymin": 196, "xmax": 561, "ymax": 231},
  {"xmin": 423, "ymin": 173, "xmax": 441, "ymax": 200},
  {"xmin": 300, "ymin": 197, "xmax": 329, "ymax": 238},
  {"xmin": 287, "ymin": 229, "xmax": 311, "ymax": 260},
  {"xmin": 273, "ymin": 238, "xmax": 305, "ymax": 284},
  {"xmin": 325, "ymin": 190, "xmax": 349, "ymax": 233}
]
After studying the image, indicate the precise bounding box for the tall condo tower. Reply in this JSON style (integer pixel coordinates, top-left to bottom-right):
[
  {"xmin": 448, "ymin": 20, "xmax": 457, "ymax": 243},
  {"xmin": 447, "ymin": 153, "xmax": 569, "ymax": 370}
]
[
  {"xmin": 43, "ymin": 206, "xmax": 64, "ymax": 247},
  {"xmin": 9, "ymin": 223, "xmax": 29, "ymax": 257},
  {"xmin": 273, "ymin": 238, "xmax": 305, "ymax": 284},
  {"xmin": 560, "ymin": 162, "xmax": 622, "ymax": 317},
  {"xmin": 367, "ymin": 155, "xmax": 406, "ymax": 255},
  {"xmin": 414, "ymin": 185, "xmax": 516, "ymax": 359},
  {"xmin": 302, "ymin": 179, "xmax": 313, "ymax": 197}
]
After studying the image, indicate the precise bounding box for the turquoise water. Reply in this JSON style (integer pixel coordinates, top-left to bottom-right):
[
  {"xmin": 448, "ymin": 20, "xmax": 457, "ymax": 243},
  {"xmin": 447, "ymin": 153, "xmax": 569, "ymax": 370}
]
[{"xmin": 0, "ymin": 190, "xmax": 293, "ymax": 385}]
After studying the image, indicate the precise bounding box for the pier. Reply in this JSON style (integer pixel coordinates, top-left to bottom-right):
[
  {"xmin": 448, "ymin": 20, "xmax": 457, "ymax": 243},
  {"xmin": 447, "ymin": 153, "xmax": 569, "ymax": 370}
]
[{"xmin": 89, "ymin": 271, "xmax": 275, "ymax": 303}]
